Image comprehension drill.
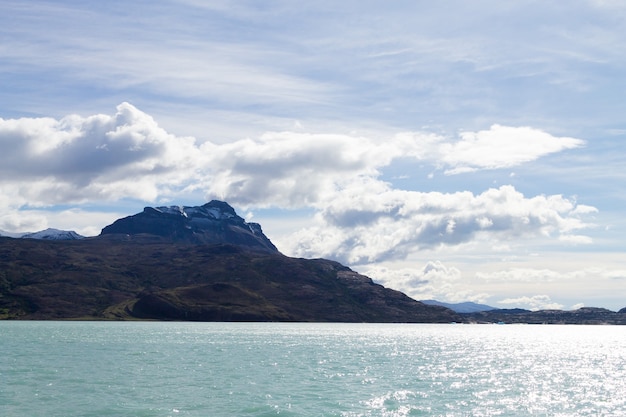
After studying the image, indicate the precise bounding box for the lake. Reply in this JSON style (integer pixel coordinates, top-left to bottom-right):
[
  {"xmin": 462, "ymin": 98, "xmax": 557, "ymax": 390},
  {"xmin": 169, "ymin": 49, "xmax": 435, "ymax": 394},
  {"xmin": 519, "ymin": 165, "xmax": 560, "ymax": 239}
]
[{"xmin": 1, "ymin": 322, "xmax": 625, "ymax": 416}]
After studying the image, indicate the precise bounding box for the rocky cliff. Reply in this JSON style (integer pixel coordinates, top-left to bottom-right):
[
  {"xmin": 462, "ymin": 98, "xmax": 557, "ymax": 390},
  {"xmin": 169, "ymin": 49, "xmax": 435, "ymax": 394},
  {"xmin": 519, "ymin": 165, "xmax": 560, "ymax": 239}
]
[{"xmin": 101, "ymin": 200, "xmax": 278, "ymax": 253}]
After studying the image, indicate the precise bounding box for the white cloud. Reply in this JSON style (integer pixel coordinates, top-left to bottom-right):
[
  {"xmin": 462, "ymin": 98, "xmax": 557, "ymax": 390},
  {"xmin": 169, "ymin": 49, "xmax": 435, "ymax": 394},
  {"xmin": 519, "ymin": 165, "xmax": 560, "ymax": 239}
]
[
  {"xmin": 355, "ymin": 260, "xmax": 626, "ymax": 310},
  {"xmin": 0, "ymin": 103, "xmax": 200, "ymax": 209},
  {"xmin": 0, "ymin": 211, "xmax": 48, "ymax": 234},
  {"xmin": 572, "ymin": 204, "xmax": 599, "ymax": 215},
  {"xmin": 439, "ymin": 125, "xmax": 585, "ymax": 174},
  {"xmin": 284, "ymin": 185, "xmax": 595, "ymax": 264},
  {"xmin": 478, "ymin": 266, "xmax": 626, "ymax": 284},
  {"xmin": 477, "ymin": 268, "xmax": 564, "ymax": 283},
  {"xmin": 198, "ymin": 127, "xmax": 586, "ymax": 210},
  {"xmin": 361, "ymin": 261, "xmax": 492, "ymax": 303},
  {"xmin": 498, "ymin": 295, "xmax": 564, "ymax": 311},
  {"xmin": 200, "ymin": 131, "xmax": 411, "ymax": 207},
  {"xmin": 559, "ymin": 234, "xmax": 594, "ymax": 244},
  {"xmin": 2, "ymin": 104, "xmax": 585, "ymax": 212}
]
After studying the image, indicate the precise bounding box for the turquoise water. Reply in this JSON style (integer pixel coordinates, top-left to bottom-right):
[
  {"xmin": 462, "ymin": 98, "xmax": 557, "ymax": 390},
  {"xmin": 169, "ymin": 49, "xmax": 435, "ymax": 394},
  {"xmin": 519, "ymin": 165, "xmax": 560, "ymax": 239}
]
[{"xmin": 1, "ymin": 322, "xmax": 625, "ymax": 416}]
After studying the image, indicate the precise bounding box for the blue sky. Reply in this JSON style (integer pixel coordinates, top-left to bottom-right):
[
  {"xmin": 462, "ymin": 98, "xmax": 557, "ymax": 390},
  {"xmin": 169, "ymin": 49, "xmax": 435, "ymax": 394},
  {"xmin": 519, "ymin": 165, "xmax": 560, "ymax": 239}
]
[{"xmin": 1, "ymin": 0, "xmax": 625, "ymax": 310}]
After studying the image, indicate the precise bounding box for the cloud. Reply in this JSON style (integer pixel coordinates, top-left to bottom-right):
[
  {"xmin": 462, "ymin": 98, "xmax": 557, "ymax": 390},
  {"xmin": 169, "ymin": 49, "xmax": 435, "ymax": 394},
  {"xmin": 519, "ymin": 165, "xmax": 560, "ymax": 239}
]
[
  {"xmin": 0, "ymin": 211, "xmax": 48, "ymax": 234},
  {"xmin": 359, "ymin": 262, "xmax": 626, "ymax": 309},
  {"xmin": 200, "ymin": 131, "xmax": 412, "ymax": 207},
  {"xmin": 498, "ymin": 295, "xmax": 564, "ymax": 311},
  {"xmin": 477, "ymin": 267, "xmax": 626, "ymax": 283},
  {"xmin": 477, "ymin": 268, "xmax": 564, "ymax": 283},
  {"xmin": 199, "ymin": 127, "xmax": 585, "ymax": 209},
  {"xmin": 284, "ymin": 185, "xmax": 595, "ymax": 264},
  {"xmin": 0, "ymin": 103, "xmax": 200, "ymax": 208},
  {"xmin": 361, "ymin": 261, "xmax": 491, "ymax": 303},
  {"xmin": 439, "ymin": 125, "xmax": 585, "ymax": 174},
  {"xmin": 559, "ymin": 234, "xmax": 594, "ymax": 244},
  {"xmin": 2, "ymin": 103, "xmax": 584, "ymax": 211}
]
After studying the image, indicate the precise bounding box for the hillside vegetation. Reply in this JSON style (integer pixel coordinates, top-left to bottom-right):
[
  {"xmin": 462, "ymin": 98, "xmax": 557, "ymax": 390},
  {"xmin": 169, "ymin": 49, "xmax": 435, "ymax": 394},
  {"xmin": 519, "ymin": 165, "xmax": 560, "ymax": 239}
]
[{"xmin": 0, "ymin": 236, "xmax": 459, "ymax": 322}]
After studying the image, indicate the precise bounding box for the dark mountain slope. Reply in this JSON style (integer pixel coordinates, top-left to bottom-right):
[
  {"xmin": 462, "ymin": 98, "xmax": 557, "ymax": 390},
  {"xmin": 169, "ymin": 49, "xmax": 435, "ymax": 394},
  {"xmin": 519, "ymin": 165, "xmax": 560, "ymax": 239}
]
[{"xmin": 0, "ymin": 237, "xmax": 459, "ymax": 322}]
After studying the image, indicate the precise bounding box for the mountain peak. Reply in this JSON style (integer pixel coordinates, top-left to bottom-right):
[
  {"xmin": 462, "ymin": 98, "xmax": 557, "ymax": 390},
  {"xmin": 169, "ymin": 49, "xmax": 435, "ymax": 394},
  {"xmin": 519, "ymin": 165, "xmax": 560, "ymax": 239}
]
[
  {"xmin": 22, "ymin": 228, "xmax": 84, "ymax": 240},
  {"xmin": 100, "ymin": 200, "xmax": 278, "ymax": 253},
  {"xmin": 0, "ymin": 228, "xmax": 84, "ymax": 240},
  {"xmin": 148, "ymin": 200, "xmax": 238, "ymax": 220}
]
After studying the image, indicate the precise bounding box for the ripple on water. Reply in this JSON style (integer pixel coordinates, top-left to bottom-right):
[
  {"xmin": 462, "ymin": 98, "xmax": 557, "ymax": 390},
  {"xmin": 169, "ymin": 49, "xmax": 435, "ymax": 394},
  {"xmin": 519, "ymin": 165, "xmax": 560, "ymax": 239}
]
[{"xmin": 2, "ymin": 322, "xmax": 625, "ymax": 417}]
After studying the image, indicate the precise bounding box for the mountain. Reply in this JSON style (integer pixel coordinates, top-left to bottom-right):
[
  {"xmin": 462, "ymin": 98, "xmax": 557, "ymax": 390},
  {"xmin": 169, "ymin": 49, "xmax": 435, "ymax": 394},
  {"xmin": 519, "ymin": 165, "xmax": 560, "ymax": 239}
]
[
  {"xmin": 421, "ymin": 300, "xmax": 495, "ymax": 313},
  {"xmin": 0, "ymin": 228, "xmax": 84, "ymax": 240},
  {"xmin": 0, "ymin": 201, "xmax": 460, "ymax": 322},
  {"xmin": 21, "ymin": 228, "xmax": 84, "ymax": 240},
  {"xmin": 100, "ymin": 200, "xmax": 278, "ymax": 253}
]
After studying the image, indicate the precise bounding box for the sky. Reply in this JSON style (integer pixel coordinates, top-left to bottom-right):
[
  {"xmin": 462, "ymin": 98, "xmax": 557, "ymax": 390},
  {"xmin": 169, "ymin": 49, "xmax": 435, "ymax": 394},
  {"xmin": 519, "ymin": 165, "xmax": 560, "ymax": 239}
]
[{"xmin": 1, "ymin": 0, "xmax": 625, "ymax": 311}]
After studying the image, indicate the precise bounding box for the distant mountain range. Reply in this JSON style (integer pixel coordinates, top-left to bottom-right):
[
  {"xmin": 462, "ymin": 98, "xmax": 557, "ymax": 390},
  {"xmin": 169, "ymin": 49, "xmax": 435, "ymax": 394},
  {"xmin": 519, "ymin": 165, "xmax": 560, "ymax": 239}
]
[
  {"xmin": 461, "ymin": 307, "xmax": 626, "ymax": 325},
  {"xmin": 420, "ymin": 300, "xmax": 626, "ymax": 324},
  {"xmin": 420, "ymin": 300, "xmax": 495, "ymax": 313},
  {"xmin": 0, "ymin": 227, "xmax": 84, "ymax": 240}
]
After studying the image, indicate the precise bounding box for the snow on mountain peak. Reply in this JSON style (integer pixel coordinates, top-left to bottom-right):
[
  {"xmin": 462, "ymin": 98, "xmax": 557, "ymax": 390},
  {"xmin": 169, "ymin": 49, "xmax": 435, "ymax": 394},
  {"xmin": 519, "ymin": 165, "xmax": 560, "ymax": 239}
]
[
  {"xmin": 20, "ymin": 228, "xmax": 84, "ymax": 240},
  {"xmin": 152, "ymin": 201, "xmax": 237, "ymax": 221},
  {"xmin": 154, "ymin": 205, "xmax": 188, "ymax": 217}
]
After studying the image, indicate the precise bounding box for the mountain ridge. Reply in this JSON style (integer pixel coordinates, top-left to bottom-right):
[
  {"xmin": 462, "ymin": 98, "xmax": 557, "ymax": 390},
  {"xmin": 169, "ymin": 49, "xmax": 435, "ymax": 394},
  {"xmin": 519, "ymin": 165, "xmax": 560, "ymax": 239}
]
[
  {"xmin": 462, "ymin": 307, "xmax": 626, "ymax": 325},
  {"xmin": 0, "ymin": 227, "xmax": 84, "ymax": 240},
  {"xmin": 100, "ymin": 200, "xmax": 278, "ymax": 253},
  {"xmin": 420, "ymin": 299, "xmax": 495, "ymax": 313}
]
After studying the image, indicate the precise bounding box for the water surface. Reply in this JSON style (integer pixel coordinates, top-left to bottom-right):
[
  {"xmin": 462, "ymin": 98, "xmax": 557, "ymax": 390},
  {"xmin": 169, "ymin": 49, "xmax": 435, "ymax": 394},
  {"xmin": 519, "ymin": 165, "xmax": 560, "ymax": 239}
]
[{"xmin": 1, "ymin": 322, "xmax": 624, "ymax": 416}]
